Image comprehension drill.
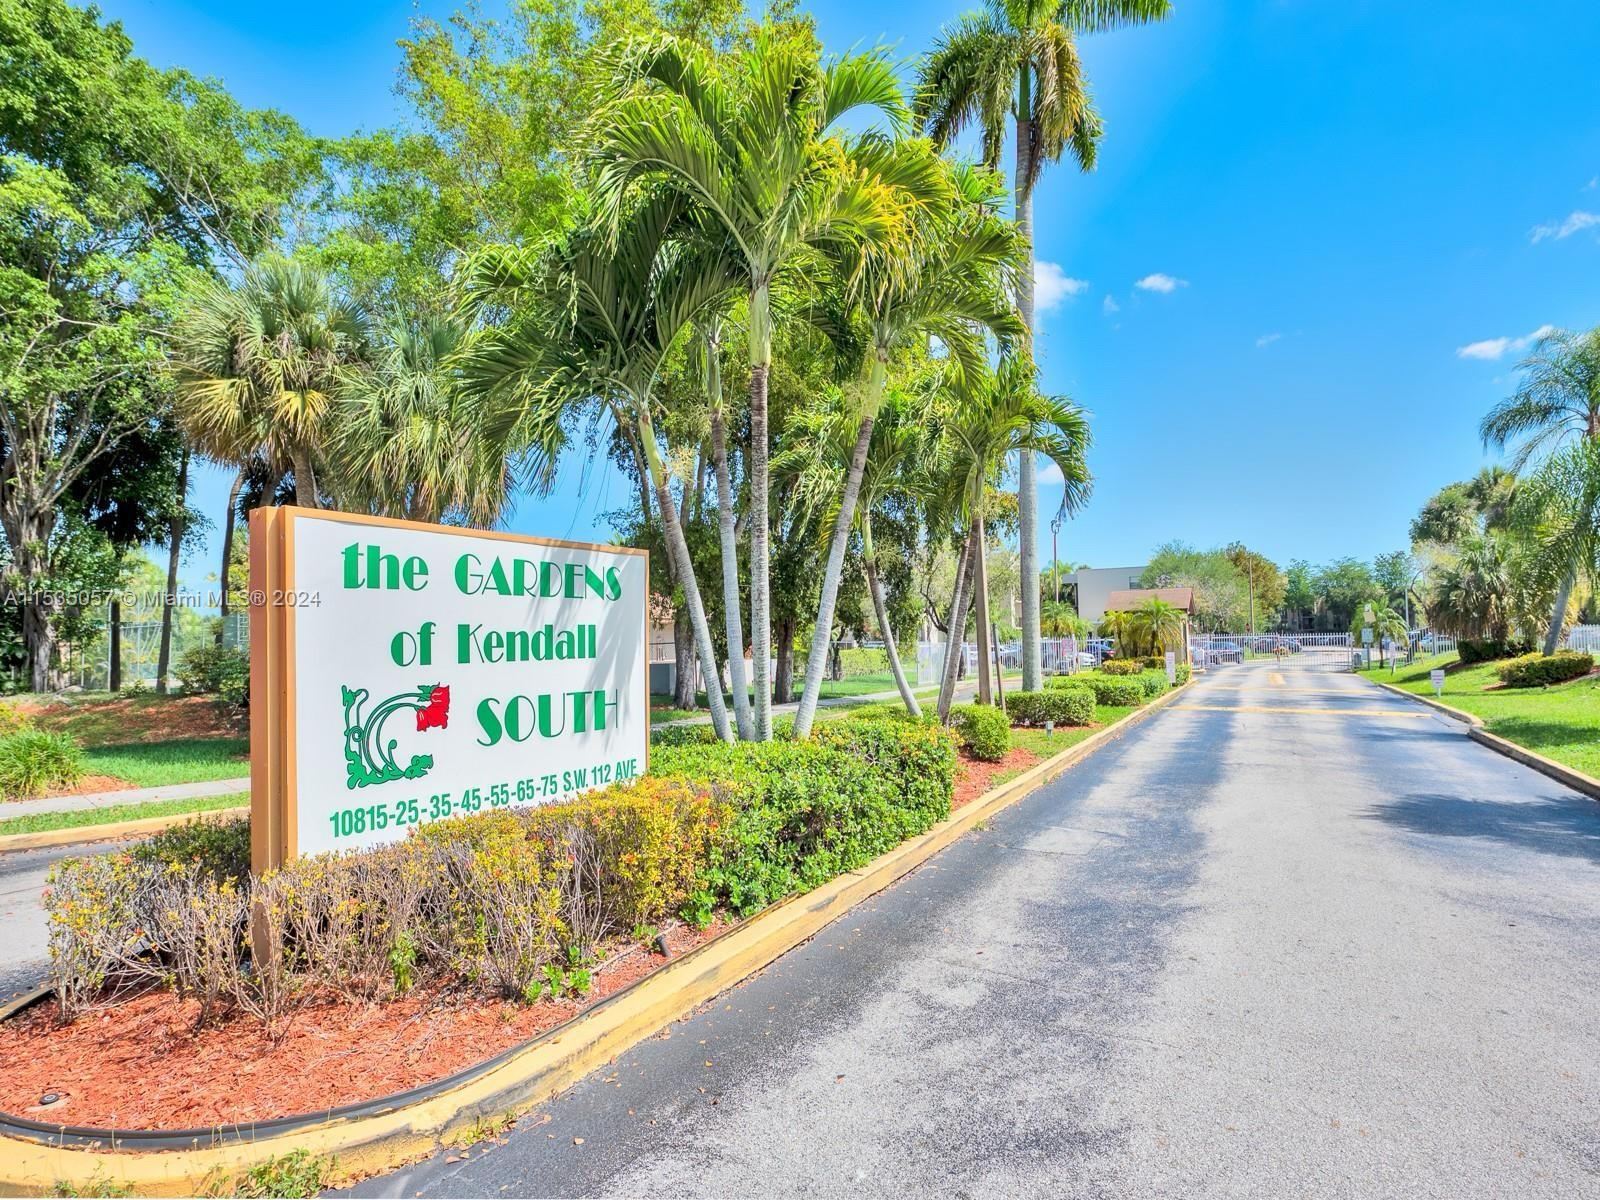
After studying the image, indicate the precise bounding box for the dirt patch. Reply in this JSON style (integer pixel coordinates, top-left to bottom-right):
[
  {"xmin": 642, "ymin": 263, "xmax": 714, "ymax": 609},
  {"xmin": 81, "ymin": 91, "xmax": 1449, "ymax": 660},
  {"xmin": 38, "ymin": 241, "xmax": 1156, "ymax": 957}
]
[
  {"xmin": 0, "ymin": 919, "xmax": 736, "ymax": 1130},
  {"xmin": 20, "ymin": 695, "xmax": 247, "ymax": 746},
  {"xmin": 951, "ymin": 746, "xmax": 1041, "ymax": 810}
]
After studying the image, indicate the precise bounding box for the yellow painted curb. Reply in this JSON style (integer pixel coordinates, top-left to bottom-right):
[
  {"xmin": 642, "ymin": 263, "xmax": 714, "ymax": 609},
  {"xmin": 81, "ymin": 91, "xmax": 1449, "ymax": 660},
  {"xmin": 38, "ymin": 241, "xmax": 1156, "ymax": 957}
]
[
  {"xmin": 0, "ymin": 685, "xmax": 1187, "ymax": 1196},
  {"xmin": 0, "ymin": 807, "xmax": 250, "ymax": 856},
  {"xmin": 1365, "ymin": 678, "xmax": 1600, "ymax": 802}
]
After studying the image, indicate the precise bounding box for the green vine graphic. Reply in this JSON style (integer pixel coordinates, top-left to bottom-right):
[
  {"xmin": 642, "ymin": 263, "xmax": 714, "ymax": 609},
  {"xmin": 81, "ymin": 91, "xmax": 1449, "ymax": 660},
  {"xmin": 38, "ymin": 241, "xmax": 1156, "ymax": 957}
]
[{"xmin": 342, "ymin": 683, "xmax": 450, "ymax": 789}]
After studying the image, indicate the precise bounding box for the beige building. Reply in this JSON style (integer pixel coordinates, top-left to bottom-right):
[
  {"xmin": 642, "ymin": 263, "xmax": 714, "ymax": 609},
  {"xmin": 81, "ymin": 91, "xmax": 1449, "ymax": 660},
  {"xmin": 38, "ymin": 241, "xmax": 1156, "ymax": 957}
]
[{"xmin": 1070, "ymin": 565, "xmax": 1148, "ymax": 624}]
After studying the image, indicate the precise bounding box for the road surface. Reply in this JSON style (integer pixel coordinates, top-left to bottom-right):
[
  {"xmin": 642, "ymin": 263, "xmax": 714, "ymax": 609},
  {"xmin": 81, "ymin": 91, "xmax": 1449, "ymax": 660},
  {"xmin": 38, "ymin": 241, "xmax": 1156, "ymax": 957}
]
[
  {"xmin": 346, "ymin": 659, "xmax": 1600, "ymax": 1199},
  {"xmin": 0, "ymin": 843, "xmax": 84, "ymax": 1002}
]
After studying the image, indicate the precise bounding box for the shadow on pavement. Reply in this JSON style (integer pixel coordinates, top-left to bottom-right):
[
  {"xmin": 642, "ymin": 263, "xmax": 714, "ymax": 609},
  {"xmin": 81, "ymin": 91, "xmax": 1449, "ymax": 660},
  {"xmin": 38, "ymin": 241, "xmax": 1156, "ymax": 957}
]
[{"xmin": 1365, "ymin": 791, "xmax": 1600, "ymax": 864}]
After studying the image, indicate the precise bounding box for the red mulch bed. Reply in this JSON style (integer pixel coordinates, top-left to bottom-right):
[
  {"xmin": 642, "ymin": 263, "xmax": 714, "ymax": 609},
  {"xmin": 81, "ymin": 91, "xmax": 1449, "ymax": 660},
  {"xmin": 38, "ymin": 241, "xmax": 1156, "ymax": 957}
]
[
  {"xmin": 4, "ymin": 773, "xmax": 133, "ymax": 802},
  {"xmin": 0, "ymin": 749, "xmax": 1044, "ymax": 1130},
  {"xmin": 0, "ymin": 920, "xmax": 734, "ymax": 1130},
  {"xmin": 951, "ymin": 746, "xmax": 1041, "ymax": 809}
]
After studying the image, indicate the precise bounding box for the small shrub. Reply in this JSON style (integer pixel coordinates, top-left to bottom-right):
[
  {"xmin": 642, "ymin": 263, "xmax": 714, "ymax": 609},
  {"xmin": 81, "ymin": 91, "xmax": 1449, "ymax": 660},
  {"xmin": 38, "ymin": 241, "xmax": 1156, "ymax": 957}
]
[
  {"xmin": 649, "ymin": 723, "xmax": 719, "ymax": 748},
  {"xmin": 1135, "ymin": 670, "xmax": 1170, "ymax": 700},
  {"xmin": 133, "ymin": 814, "xmax": 251, "ymax": 883},
  {"xmin": 1173, "ymin": 663, "xmax": 1192, "ymax": 685},
  {"xmin": 177, "ymin": 642, "xmax": 250, "ymax": 705},
  {"xmin": 1077, "ymin": 675, "xmax": 1144, "ymax": 707},
  {"xmin": 1099, "ymin": 658, "xmax": 1144, "ymax": 676},
  {"xmin": 1495, "ymin": 650, "xmax": 1595, "ymax": 688},
  {"xmin": 1006, "ymin": 688, "xmax": 1094, "ymax": 727},
  {"xmin": 949, "ymin": 704, "xmax": 1010, "ymax": 762},
  {"xmin": 0, "ymin": 728, "xmax": 84, "ymax": 799},
  {"xmin": 1458, "ymin": 637, "xmax": 1531, "ymax": 665},
  {"xmin": 1140, "ymin": 656, "xmax": 1166, "ymax": 671},
  {"xmin": 0, "ymin": 700, "xmax": 33, "ymax": 737},
  {"xmin": 838, "ymin": 646, "xmax": 890, "ymax": 677}
]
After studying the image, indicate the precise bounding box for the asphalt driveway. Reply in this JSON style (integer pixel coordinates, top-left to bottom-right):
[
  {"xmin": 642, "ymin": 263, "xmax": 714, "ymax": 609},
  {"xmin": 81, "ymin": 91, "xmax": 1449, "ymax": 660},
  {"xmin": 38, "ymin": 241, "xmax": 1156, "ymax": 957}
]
[{"xmin": 332, "ymin": 660, "xmax": 1591, "ymax": 1196}]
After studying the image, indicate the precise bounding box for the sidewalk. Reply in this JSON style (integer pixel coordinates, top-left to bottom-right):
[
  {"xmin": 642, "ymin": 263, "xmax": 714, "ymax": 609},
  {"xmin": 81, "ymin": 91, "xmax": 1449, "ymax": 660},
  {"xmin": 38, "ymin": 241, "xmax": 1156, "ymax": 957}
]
[{"xmin": 0, "ymin": 777, "xmax": 250, "ymax": 820}]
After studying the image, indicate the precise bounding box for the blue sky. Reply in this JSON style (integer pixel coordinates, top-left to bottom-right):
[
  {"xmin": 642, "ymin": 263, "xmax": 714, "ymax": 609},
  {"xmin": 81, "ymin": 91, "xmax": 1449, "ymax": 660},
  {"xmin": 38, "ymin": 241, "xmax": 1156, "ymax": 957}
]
[{"xmin": 99, "ymin": 0, "xmax": 1600, "ymax": 590}]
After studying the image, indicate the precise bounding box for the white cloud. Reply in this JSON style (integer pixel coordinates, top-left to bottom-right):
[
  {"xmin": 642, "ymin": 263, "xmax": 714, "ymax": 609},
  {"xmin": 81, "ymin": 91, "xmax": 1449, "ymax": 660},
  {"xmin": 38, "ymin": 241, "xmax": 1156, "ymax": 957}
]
[
  {"xmin": 1038, "ymin": 461, "xmax": 1065, "ymax": 484},
  {"xmin": 1586, "ymin": 177, "xmax": 1598, "ymax": 192},
  {"xmin": 1102, "ymin": 294, "xmax": 1120, "ymax": 314},
  {"xmin": 1530, "ymin": 211, "xmax": 1600, "ymax": 243},
  {"xmin": 1034, "ymin": 261, "xmax": 1088, "ymax": 312},
  {"xmin": 1255, "ymin": 332, "xmax": 1282, "ymax": 348},
  {"xmin": 1456, "ymin": 323, "xmax": 1556, "ymax": 361},
  {"xmin": 1135, "ymin": 272, "xmax": 1188, "ymax": 293}
]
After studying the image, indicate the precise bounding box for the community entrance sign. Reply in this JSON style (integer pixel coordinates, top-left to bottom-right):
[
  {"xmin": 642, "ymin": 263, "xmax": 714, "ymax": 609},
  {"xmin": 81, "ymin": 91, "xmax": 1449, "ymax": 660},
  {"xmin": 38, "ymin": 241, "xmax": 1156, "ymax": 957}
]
[{"xmin": 248, "ymin": 508, "xmax": 649, "ymax": 869}]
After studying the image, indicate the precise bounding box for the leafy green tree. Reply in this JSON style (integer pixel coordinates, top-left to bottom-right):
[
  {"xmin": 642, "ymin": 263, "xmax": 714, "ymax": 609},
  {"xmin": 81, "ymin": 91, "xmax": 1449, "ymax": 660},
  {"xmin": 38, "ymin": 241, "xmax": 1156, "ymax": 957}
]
[
  {"xmin": 1222, "ymin": 541, "xmax": 1284, "ymax": 630},
  {"xmin": 919, "ymin": 0, "xmax": 1171, "ymax": 690},
  {"xmin": 1141, "ymin": 542, "xmax": 1249, "ymax": 631}
]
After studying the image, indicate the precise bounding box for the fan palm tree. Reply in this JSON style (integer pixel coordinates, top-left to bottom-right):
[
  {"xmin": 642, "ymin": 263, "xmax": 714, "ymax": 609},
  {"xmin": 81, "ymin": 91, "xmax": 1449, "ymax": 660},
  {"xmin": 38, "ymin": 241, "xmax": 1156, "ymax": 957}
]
[
  {"xmin": 459, "ymin": 194, "xmax": 742, "ymax": 741},
  {"xmin": 934, "ymin": 354, "xmax": 1090, "ymax": 713},
  {"xmin": 790, "ymin": 155, "xmax": 1022, "ymax": 737},
  {"xmin": 1425, "ymin": 535, "xmax": 1514, "ymax": 643},
  {"xmin": 919, "ymin": 0, "xmax": 1172, "ymax": 692},
  {"xmin": 591, "ymin": 30, "xmax": 920, "ymax": 739},
  {"xmin": 1511, "ymin": 437, "xmax": 1600, "ymax": 654},
  {"xmin": 333, "ymin": 318, "xmax": 515, "ymax": 526},
  {"xmin": 174, "ymin": 255, "xmax": 370, "ymax": 507}
]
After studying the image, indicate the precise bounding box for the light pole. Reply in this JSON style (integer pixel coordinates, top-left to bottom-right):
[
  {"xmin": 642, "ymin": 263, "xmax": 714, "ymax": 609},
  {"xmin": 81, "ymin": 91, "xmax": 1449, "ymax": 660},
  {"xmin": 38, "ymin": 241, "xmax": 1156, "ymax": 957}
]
[{"xmin": 1051, "ymin": 513, "xmax": 1063, "ymax": 603}]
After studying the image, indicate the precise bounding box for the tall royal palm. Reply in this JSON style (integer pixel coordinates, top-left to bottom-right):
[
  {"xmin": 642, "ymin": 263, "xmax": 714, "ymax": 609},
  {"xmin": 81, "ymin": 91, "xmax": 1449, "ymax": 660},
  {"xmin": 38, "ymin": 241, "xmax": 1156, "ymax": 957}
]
[
  {"xmin": 934, "ymin": 354, "xmax": 1091, "ymax": 716},
  {"xmin": 919, "ymin": 0, "xmax": 1171, "ymax": 692},
  {"xmin": 460, "ymin": 195, "xmax": 742, "ymax": 742},
  {"xmin": 591, "ymin": 31, "xmax": 914, "ymax": 740},
  {"xmin": 1481, "ymin": 325, "xmax": 1600, "ymax": 650},
  {"xmin": 174, "ymin": 254, "xmax": 370, "ymax": 507},
  {"xmin": 790, "ymin": 155, "xmax": 1023, "ymax": 737}
]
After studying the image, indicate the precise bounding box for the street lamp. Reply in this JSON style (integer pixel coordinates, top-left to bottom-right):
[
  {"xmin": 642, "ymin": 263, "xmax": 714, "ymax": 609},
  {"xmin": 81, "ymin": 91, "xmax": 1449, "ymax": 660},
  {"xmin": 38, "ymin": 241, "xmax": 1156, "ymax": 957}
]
[{"xmin": 1051, "ymin": 512, "xmax": 1063, "ymax": 603}]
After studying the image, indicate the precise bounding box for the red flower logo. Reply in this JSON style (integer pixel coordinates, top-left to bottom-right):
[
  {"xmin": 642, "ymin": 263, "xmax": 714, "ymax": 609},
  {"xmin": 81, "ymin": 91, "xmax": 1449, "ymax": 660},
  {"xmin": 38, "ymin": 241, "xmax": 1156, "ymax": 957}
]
[{"xmin": 416, "ymin": 685, "xmax": 450, "ymax": 732}]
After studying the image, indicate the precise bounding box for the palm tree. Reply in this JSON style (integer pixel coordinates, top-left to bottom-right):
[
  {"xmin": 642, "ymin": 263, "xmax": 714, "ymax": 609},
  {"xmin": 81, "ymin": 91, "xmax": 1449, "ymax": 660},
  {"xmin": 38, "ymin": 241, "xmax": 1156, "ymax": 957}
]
[
  {"xmin": 591, "ymin": 30, "xmax": 916, "ymax": 739},
  {"xmin": 790, "ymin": 154, "xmax": 1022, "ymax": 737},
  {"xmin": 174, "ymin": 255, "xmax": 370, "ymax": 507},
  {"xmin": 1097, "ymin": 608, "xmax": 1140, "ymax": 655},
  {"xmin": 934, "ymin": 355, "xmax": 1090, "ymax": 713},
  {"xmin": 1425, "ymin": 535, "xmax": 1514, "ymax": 643},
  {"xmin": 919, "ymin": 0, "xmax": 1172, "ymax": 693},
  {"xmin": 1353, "ymin": 603, "xmax": 1409, "ymax": 667},
  {"xmin": 333, "ymin": 318, "xmax": 514, "ymax": 526},
  {"xmin": 1134, "ymin": 596, "xmax": 1184, "ymax": 657},
  {"xmin": 459, "ymin": 194, "xmax": 742, "ymax": 741},
  {"xmin": 1511, "ymin": 438, "xmax": 1600, "ymax": 653}
]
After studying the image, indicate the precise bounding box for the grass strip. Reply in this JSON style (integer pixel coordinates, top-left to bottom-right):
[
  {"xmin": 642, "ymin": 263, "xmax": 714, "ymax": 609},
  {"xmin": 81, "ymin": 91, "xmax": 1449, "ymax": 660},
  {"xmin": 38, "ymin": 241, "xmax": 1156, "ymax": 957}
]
[{"xmin": 0, "ymin": 791, "xmax": 248, "ymax": 837}]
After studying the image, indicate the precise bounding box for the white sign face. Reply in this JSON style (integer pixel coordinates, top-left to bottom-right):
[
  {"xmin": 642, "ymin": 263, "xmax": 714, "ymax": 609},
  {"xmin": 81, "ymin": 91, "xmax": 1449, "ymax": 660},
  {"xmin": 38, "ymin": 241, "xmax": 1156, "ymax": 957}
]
[
  {"xmin": 1164, "ymin": 650, "xmax": 1176, "ymax": 683},
  {"xmin": 1430, "ymin": 669, "xmax": 1445, "ymax": 695},
  {"xmin": 283, "ymin": 513, "xmax": 648, "ymax": 857}
]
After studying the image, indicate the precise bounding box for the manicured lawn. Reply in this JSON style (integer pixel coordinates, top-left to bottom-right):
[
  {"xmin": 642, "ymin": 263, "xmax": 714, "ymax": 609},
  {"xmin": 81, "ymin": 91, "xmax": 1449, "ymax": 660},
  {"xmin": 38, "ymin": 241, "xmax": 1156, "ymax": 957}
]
[
  {"xmin": 1359, "ymin": 652, "xmax": 1600, "ymax": 777},
  {"xmin": 81, "ymin": 738, "xmax": 250, "ymax": 788},
  {"xmin": 994, "ymin": 704, "xmax": 1140, "ymax": 785},
  {"xmin": 0, "ymin": 791, "xmax": 248, "ymax": 836}
]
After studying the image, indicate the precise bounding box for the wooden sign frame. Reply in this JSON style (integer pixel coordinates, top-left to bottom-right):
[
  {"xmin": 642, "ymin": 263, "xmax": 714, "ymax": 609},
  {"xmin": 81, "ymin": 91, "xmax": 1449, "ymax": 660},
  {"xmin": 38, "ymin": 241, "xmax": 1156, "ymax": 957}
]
[{"xmin": 248, "ymin": 506, "xmax": 650, "ymax": 874}]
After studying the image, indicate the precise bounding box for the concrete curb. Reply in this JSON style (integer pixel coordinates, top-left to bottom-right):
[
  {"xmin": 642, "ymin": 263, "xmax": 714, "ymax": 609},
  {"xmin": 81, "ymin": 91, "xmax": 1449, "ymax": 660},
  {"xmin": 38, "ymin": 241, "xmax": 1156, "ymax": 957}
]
[
  {"xmin": 1366, "ymin": 678, "xmax": 1600, "ymax": 802},
  {"xmin": 0, "ymin": 806, "xmax": 250, "ymax": 855},
  {"xmin": 0, "ymin": 685, "xmax": 1187, "ymax": 1196}
]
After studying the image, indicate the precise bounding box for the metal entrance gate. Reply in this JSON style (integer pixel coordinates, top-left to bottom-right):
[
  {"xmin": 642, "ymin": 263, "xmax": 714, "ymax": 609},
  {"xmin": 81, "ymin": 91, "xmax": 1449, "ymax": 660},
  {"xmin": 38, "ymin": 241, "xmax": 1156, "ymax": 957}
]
[{"xmin": 1190, "ymin": 632, "xmax": 1356, "ymax": 672}]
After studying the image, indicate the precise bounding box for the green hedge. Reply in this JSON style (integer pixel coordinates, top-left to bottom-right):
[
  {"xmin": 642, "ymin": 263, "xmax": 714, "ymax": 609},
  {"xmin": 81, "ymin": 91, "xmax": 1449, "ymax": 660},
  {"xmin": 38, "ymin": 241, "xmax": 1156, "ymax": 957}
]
[
  {"xmin": 1135, "ymin": 670, "xmax": 1170, "ymax": 699},
  {"xmin": 1006, "ymin": 688, "xmax": 1094, "ymax": 727},
  {"xmin": 1495, "ymin": 650, "xmax": 1595, "ymax": 688},
  {"xmin": 1098, "ymin": 658, "xmax": 1144, "ymax": 676},
  {"xmin": 948, "ymin": 704, "xmax": 1010, "ymax": 762},
  {"xmin": 837, "ymin": 647, "xmax": 891, "ymax": 677},
  {"xmin": 1068, "ymin": 674, "xmax": 1145, "ymax": 707},
  {"xmin": 654, "ymin": 716, "xmax": 957, "ymax": 915},
  {"xmin": 1459, "ymin": 637, "xmax": 1531, "ymax": 665},
  {"xmin": 1173, "ymin": 663, "xmax": 1191, "ymax": 686}
]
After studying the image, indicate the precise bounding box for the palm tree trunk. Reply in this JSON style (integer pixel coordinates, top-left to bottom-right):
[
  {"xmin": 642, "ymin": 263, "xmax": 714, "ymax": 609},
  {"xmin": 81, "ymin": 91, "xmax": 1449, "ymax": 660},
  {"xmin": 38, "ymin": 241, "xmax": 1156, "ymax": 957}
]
[
  {"xmin": 937, "ymin": 529, "xmax": 977, "ymax": 723},
  {"xmin": 1545, "ymin": 562, "xmax": 1578, "ymax": 655},
  {"xmin": 973, "ymin": 505, "xmax": 994, "ymax": 706},
  {"xmin": 156, "ymin": 450, "xmax": 189, "ymax": 695},
  {"xmin": 638, "ymin": 409, "xmax": 733, "ymax": 742},
  {"xmin": 863, "ymin": 515, "xmax": 919, "ymax": 717},
  {"xmin": 1015, "ymin": 77, "xmax": 1042, "ymax": 693},
  {"xmin": 748, "ymin": 283, "xmax": 773, "ymax": 739},
  {"xmin": 215, "ymin": 467, "xmax": 244, "ymax": 645},
  {"xmin": 792, "ymin": 413, "xmax": 876, "ymax": 739},
  {"xmin": 291, "ymin": 445, "xmax": 319, "ymax": 508},
  {"xmin": 709, "ymin": 399, "xmax": 754, "ymax": 738}
]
